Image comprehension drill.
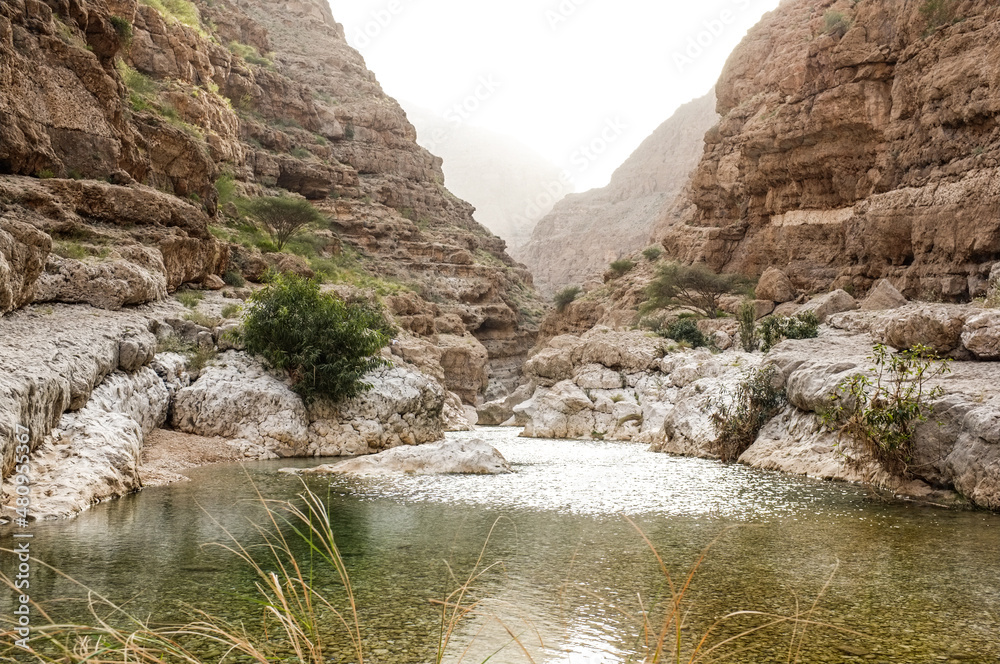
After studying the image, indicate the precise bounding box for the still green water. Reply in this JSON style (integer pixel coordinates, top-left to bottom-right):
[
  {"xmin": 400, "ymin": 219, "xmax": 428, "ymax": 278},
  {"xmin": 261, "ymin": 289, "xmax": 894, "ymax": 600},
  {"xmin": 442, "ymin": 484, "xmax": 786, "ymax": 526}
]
[{"xmin": 5, "ymin": 427, "xmax": 1000, "ymax": 663}]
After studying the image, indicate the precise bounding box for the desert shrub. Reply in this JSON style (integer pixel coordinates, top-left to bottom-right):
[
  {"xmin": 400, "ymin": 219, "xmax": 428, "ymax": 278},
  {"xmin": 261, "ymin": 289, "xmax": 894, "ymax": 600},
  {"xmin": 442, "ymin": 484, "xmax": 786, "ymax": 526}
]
[
  {"xmin": 823, "ymin": 344, "xmax": 951, "ymax": 477},
  {"xmin": 222, "ymin": 269, "xmax": 246, "ymax": 287},
  {"xmin": 712, "ymin": 364, "xmax": 786, "ymax": 462},
  {"xmin": 663, "ymin": 318, "xmax": 706, "ymax": 348},
  {"xmin": 175, "ymin": 289, "xmax": 203, "ymax": 309},
  {"xmin": 920, "ymin": 0, "xmax": 958, "ymax": 32},
  {"xmin": 221, "ymin": 303, "xmax": 242, "ymax": 319},
  {"xmin": 109, "ymin": 15, "xmax": 133, "ymax": 48},
  {"xmin": 642, "ymin": 246, "xmax": 663, "ymax": 262},
  {"xmin": 643, "ymin": 262, "xmax": 753, "ymax": 319},
  {"xmin": 609, "ymin": 259, "xmax": 636, "ymax": 278},
  {"xmin": 758, "ymin": 311, "xmax": 820, "ymax": 352},
  {"xmin": 243, "ymin": 195, "xmax": 325, "ymax": 251},
  {"xmin": 241, "ymin": 273, "xmax": 390, "ymax": 404},
  {"xmin": 737, "ymin": 300, "xmax": 759, "ymax": 352},
  {"xmin": 344, "ymin": 123, "xmax": 355, "ymax": 140},
  {"xmin": 554, "ymin": 286, "xmax": 582, "ymax": 313},
  {"xmin": 290, "ymin": 147, "xmax": 312, "ymax": 159},
  {"xmin": 215, "ymin": 173, "xmax": 238, "ymax": 208},
  {"xmin": 185, "ymin": 311, "xmax": 222, "ymax": 328},
  {"xmin": 823, "ymin": 10, "xmax": 850, "ymax": 37},
  {"xmin": 228, "ymin": 40, "xmax": 272, "ymax": 67},
  {"xmin": 139, "ymin": 0, "xmax": 203, "ymax": 32}
]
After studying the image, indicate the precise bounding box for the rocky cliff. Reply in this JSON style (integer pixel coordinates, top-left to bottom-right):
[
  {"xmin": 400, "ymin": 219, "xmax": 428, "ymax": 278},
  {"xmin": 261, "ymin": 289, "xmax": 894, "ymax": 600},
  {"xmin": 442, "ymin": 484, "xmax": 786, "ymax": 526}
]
[
  {"xmin": 0, "ymin": 0, "xmax": 541, "ymax": 400},
  {"xmin": 657, "ymin": 0, "xmax": 1000, "ymax": 300},
  {"xmin": 516, "ymin": 92, "xmax": 718, "ymax": 296}
]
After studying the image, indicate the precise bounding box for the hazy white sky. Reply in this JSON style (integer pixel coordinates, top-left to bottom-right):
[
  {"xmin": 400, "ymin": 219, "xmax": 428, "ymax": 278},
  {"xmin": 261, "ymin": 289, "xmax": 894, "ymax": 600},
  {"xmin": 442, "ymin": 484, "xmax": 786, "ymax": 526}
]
[{"xmin": 326, "ymin": 0, "xmax": 782, "ymax": 191}]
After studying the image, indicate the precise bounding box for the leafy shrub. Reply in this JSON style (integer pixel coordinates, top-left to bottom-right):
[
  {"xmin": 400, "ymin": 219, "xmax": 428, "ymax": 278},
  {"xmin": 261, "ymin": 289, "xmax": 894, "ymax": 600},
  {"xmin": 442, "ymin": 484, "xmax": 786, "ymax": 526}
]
[
  {"xmin": 609, "ymin": 259, "xmax": 636, "ymax": 278},
  {"xmin": 737, "ymin": 300, "xmax": 759, "ymax": 352},
  {"xmin": 344, "ymin": 123, "xmax": 355, "ymax": 140},
  {"xmin": 139, "ymin": 0, "xmax": 203, "ymax": 32},
  {"xmin": 554, "ymin": 286, "xmax": 582, "ymax": 313},
  {"xmin": 241, "ymin": 273, "xmax": 390, "ymax": 404},
  {"xmin": 823, "ymin": 10, "xmax": 850, "ymax": 37},
  {"xmin": 663, "ymin": 318, "xmax": 706, "ymax": 348},
  {"xmin": 215, "ymin": 174, "xmax": 238, "ymax": 209},
  {"xmin": 243, "ymin": 196, "xmax": 325, "ymax": 251},
  {"xmin": 185, "ymin": 311, "xmax": 222, "ymax": 328},
  {"xmin": 643, "ymin": 262, "xmax": 752, "ymax": 319},
  {"xmin": 221, "ymin": 303, "xmax": 242, "ymax": 319},
  {"xmin": 228, "ymin": 41, "xmax": 273, "ymax": 67},
  {"xmin": 642, "ymin": 246, "xmax": 663, "ymax": 262},
  {"xmin": 712, "ymin": 364, "xmax": 786, "ymax": 462},
  {"xmin": 175, "ymin": 290, "xmax": 203, "ymax": 309},
  {"xmin": 758, "ymin": 311, "xmax": 820, "ymax": 352},
  {"xmin": 109, "ymin": 15, "xmax": 133, "ymax": 48},
  {"xmin": 223, "ymin": 269, "xmax": 246, "ymax": 288},
  {"xmin": 823, "ymin": 344, "xmax": 951, "ymax": 477},
  {"xmin": 290, "ymin": 147, "xmax": 312, "ymax": 159},
  {"xmin": 36, "ymin": 168, "xmax": 56, "ymax": 180}
]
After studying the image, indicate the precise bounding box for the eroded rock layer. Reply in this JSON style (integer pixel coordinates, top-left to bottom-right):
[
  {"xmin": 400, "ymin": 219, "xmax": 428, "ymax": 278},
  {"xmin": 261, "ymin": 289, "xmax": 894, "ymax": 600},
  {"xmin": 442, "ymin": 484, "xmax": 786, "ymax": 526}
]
[{"xmin": 657, "ymin": 0, "xmax": 1000, "ymax": 299}]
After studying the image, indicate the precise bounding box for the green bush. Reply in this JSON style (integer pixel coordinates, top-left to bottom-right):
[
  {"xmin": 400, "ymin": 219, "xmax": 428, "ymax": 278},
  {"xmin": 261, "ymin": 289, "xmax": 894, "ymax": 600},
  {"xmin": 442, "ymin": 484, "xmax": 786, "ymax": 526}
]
[
  {"xmin": 222, "ymin": 269, "xmax": 246, "ymax": 288},
  {"xmin": 663, "ymin": 318, "xmax": 706, "ymax": 348},
  {"xmin": 737, "ymin": 300, "xmax": 759, "ymax": 352},
  {"xmin": 228, "ymin": 41, "xmax": 273, "ymax": 67},
  {"xmin": 241, "ymin": 273, "xmax": 391, "ymax": 404},
  {"xmin": 175, "ymin": 290, "xmax": 204, "ymax": 309},
  {"xmin": 712, "ymin": 364, "xmax": 786, "ymax": 462},
  {"xmin": 243, "ymin": 196, "xmax": 325, "ymax": 251},
  {"xmin": 643, "ymin": 262, "xmax": 753, "ymax": 319},
  {"xmin": 758, "ymin": 311, "xmax": 820, "ymax": 352},
  {"xmin": 109, "ymin": 15, "xmax": 133, "ymax": 48},
  {"xmin": 823, "ymin": 10, "xmax": 850, "ymax": 37},
  {"xmin": 554, "ymin": 286, "xmax": 582, "ymax": 313},
  {"xmin": 823, "ymin": 344, "xmax": 951, "ymax": 477},
  {"xmin": 140, "ymin": 0, "xmax": 203, "ymax": 32},
  {"xmin": 642, "ymin": 246, "xmax": 663, "ymax": 262},
  {"xmin": 215, "ymin": 174, "xmax": 237, "ymax": 209},
  {"xmin": 609, "ymin": 259, "xmax": 636, "ymax": 278}
]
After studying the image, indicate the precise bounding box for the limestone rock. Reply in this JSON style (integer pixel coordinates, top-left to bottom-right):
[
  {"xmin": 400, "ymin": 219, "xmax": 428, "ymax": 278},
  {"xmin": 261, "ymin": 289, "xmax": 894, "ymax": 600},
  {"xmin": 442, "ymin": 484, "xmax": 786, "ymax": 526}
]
[
  {"xmin": 874, "ymin": 305, "xmax": 967, "ymax": 354},
  {"xmin": 861, "ymin": 279, "xmax": 908, "ymax": 311},
  {"xmin": 286, "ymin": 439, "xmax": 512, "ymax": 476},
  {"xmin": 961, "ymin": 312, "xmax": 1000, "ymax": 360},
  {"xmin": 571, "ymin": 327, "xmax": 663, "ymax": 372},
  {"xmin": 442, "ymin": 391, "xmax": 474, "ymax": 432},
  {"xmin": 436, "ymin": 334, "xmax": 490, "ymax": 404},
  {"xmin": 476, "ymin": 382, "xmax": 535, "ymax": 427},
  {"xmin": 797, "ymin": 290, "xmax": 858, "ymax": 323},
  {"xmin": 755, "ymin": 268, "xmax": 796, "ymax": 303},
  {"xmin": 33, "ymin": 247, "xmax": 168, "ymax": 310},
  {"xmin": 0, "ymin": 219, "xmax": 51, "ymax": 314}
]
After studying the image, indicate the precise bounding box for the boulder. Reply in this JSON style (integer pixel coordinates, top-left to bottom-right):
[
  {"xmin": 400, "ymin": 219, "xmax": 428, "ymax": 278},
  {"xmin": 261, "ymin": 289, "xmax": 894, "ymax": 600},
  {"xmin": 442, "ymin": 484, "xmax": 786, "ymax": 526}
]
[
  {"xmin": 0, "ymin": 219, "xmax": 51, "ymax": 314},
  {"xmin": 861, "ymin": 279, "xmax": 907, "ymax": 311},
  {"xmin": 796, "ymin": 289, "xmax": 858, "ymax": 323},
  {"xmin": 874, "ymin": 306, "xmax": 967, "ymax": 354},
  {"xmin": 33, "ymin": 247, "xmax": 168, "ymax": 310},
  {"xmin": 961, "ymin": 312, "xmax": 1000, "ymax": 360},
  {"xmin": 436, "ymin": 334, "xmax": 490, "ymax": 404},
  {"xmin": 573, "ymin": 364, "xmax": 625, "ymax": 390},
  {"xmin": 284, "ymin": 439, "xmax": 512, "ymax": 476},
  {"xmin": 523, "ymin": 346, "xmax": 576, "ymax": 386},
  {"xmin": 755, "ymin": 267, "xmax": 796, "ymax": 303},
  {"xmin": 572, "ymin": 327, "xmax": 662, "ymax": 372},
  {"xmin": 442, "ymin": 391, "xmax": 474, "ymax": 431},
  {"xmin": 476, "ymin": 382, "xmax": 534, "ymax": 426}
]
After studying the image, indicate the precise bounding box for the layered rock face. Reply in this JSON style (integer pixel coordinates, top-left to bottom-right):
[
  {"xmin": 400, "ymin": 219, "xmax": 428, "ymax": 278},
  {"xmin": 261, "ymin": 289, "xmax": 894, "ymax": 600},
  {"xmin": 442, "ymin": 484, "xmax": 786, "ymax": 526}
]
[
  {"xmin": 0, "ymin": 0, "xmax": 541, "ymax": 402},
  {"xmin": 516, "ymin": 92, "xmax": 718, "ymax": 295},
  {"xmin": 657, "ymin": 0, "xmax": 1000, "ymax": 299}
]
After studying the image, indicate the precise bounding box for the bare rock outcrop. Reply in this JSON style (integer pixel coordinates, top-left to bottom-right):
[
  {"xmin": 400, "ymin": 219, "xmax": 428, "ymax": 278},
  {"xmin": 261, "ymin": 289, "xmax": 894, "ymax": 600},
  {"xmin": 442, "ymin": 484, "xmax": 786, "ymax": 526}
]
[
  {"xmin": 656, "ymin": 0, "xmax": 1000, "ymax": 299},
  {"xmin": 285, "ymin": 438, "xmax": 512, "ymax": 476},
  {"xmin": 516, "ymin": 92, "xmax": 718, "ymax": 295}
]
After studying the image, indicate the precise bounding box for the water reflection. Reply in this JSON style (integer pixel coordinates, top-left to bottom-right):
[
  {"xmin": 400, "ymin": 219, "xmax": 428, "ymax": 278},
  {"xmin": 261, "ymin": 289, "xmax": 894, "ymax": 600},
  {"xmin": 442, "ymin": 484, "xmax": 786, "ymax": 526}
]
[{"xmin": 3, "ymin": 428, "xmax": 1000, "ymax": 663}]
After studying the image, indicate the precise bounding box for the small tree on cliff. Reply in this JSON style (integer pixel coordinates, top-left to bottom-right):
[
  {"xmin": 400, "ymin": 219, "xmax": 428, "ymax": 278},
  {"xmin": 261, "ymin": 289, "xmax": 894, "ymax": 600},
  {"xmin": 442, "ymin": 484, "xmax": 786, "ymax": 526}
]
[
  {"xmin": 241, "ymin": 272, "xmax": 391, "ymax": 404},
  {"xmin": 244, "ymin": 195, "xmax": 325, "ymax": 251},
  {"xmin": 642, "ymin": 262, "xmax": 752, "ymax": 319}
]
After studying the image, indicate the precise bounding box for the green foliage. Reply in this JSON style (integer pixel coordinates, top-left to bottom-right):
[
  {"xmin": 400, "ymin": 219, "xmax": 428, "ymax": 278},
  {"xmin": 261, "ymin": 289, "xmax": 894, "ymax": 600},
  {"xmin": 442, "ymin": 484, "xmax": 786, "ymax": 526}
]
[
  {"xmin": 823, "ymin": 344, "xmax": 952, "ymax": 477},
  {"xmin": 591, "ymin": 430, "xmax": 606, "ymax": 441},
  {"xmin": 758, "ymin": 311, "xmax": 820, "ymax": 352},
  {"xmin": 228, "ymin": 41, "xmax": 273, "ymax": 67},
  {"xmin": 117, "ymin": 61, "xmax": 158, "ymax": 113},
  {"xmin": 36, "ymin": 168, "xmax": 56, "ymax": 180},
  {"xmin": 222, "ymin": 269, "xmax": 246, "ymax": 288},
  {"xmin": 290, "ymin": 147, "xmax": 312, "ymax": 159},
  {"xmin": 643, "ymin": 262, "xmax": 753, "ymax": 319},
  {"xmin": 344, "ymin": 123, "xmax": 355, "ymax": 140},
  {"xmin": 185, "ymin": 311, "xmax": 222, "ymax": 328},
  {"xmin": 642, "ymin": 246, "xmax": 663, "ymax": 262},
  {"xmin": 243, "ymin": 196, "xmax": 325, "ymax": 251},
  {"xmin": 241, "ymin": 273, "xmax": 391, "ymax": 404},
  {"xmin": 609, "ymin": 259, "xmax": 636, "ymax": 278},
  {"xmin": 139, "ymin": 0, "xmax": 204, "ymax": 33},
  {"xmin": 920, "ymin": 0, "xmax": 958, "ymax": 32},
  {"xmin": 663, "ymin": 318, "xmax": 707, "ymax": 348},
  {"xmin": 712, "ymin": 364, "xmax": 786, "ymax": 462},
  {"xmin": 215, "ymin": 173, "xmax": 237, "ymax": 208},
  {"xmin": 221, "ymin": 303, "xmax": 242, "ymax": 319},
  {"xmin": 737, "ymin": 300, "xmax": 759, "ymax": 352},
  {"xmin": 554, "ymin": 286, "xmax": 582, "ymax": 313},
  {"xmin": 610, "ymin": 394, "xmax": 625, "ymax": 404},
  {"xmin": 109, "ymin": 15, "xmax": 133, "ymax": 48},
  {"xmin": 823, "ymin": 10, "xmax": 851, "ymax": 37},
  {"xmin": 175, "ymin": 289, "xmax": 204, "ymax": 309}
]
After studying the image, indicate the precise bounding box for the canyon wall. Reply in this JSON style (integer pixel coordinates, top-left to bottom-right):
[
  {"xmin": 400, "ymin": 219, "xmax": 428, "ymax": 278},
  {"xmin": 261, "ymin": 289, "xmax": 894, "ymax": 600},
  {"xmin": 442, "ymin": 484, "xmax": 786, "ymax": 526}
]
[
  {"xmin": 516, "ymin": 92, "xmax": 718, "ymax": 295},
  {"xmin": 657, "ymin": 0, "xmax": 1000, "ymax": 300}
]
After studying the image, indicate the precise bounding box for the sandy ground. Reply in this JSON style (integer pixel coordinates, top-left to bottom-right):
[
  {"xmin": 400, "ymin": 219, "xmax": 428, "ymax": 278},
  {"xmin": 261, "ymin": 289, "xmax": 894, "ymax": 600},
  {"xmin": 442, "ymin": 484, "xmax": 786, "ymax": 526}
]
[{"xmin": 140, "ymin": 429, "xmax": 250, "ymax": 487}]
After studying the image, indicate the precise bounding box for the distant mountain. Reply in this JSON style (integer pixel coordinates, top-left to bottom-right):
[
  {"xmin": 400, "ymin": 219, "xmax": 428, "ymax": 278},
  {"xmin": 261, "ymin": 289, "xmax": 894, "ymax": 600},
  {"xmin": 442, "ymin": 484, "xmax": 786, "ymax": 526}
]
[
  {"xmin": 513, "ymin": 91, "xmax": 718, "ymax": 295},
  {"xmin": 407, "ymin": 107, "xmax": 569, "ymax": 251}
]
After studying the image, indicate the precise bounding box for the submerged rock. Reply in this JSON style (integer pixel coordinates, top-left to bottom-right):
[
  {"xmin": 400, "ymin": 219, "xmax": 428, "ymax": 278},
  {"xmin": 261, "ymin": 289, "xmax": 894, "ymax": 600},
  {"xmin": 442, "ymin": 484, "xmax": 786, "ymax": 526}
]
[{"xmin": 283, "ymin": 439, "xmax": 512, "ymax": 476}]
